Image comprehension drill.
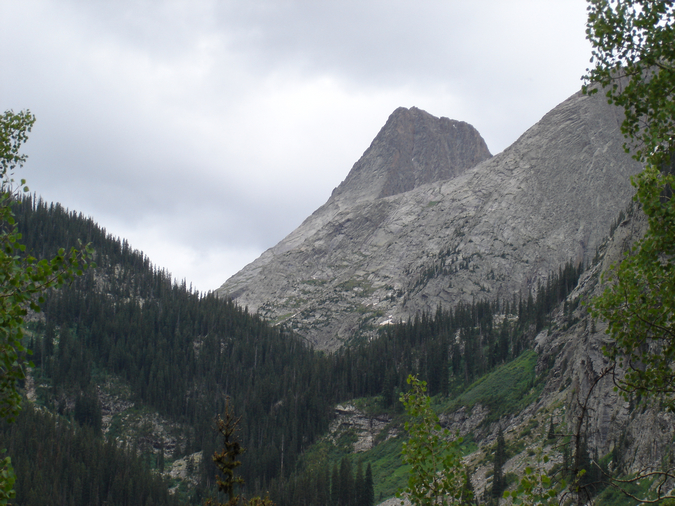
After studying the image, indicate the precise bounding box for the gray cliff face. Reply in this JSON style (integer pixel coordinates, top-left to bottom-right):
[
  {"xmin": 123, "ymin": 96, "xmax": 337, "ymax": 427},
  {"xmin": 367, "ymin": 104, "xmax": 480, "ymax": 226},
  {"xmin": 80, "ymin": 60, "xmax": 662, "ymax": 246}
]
[
  {"xmin": 217, "ymin": 91, "xmax": 643, "ymax": 351},
  {"xmin": 425, "ymin": 213, "xmax": 673, "ymax": 498},
  {"xmin": 533, "ymin": 210, "xmax": 674, "ymax": 479}
]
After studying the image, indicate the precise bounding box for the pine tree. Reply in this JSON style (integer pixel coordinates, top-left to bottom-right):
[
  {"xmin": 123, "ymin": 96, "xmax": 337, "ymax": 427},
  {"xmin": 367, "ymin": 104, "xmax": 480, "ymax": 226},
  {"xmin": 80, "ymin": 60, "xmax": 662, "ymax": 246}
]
[
  {"xmin": 331, "ymin": 463, "xmax": 340, "ymax": 506},
  {"xmin": 363, "ymin": 463, "xmax": 374, "ymax": 506},
  {"xmin": 339, "ymin": 457, "xmax": 353, "ymax": 506},
  {"xmin": 461, "ymin": 471, "xmax": 475, "ymax": 505},
  {"xmin": 158, "ymin": 440, "xmax": 165, "ymax": 473},
  {"xmin": 491, "ymin": 425, "xmax": 506, "ymax": 501},
  {"xmin": 355, "ymin": 460, "xmax": 364, "ymax": 506},
  {"xmin": 211, "ymin": 399, "xmax": 245, "ymax": 505}
]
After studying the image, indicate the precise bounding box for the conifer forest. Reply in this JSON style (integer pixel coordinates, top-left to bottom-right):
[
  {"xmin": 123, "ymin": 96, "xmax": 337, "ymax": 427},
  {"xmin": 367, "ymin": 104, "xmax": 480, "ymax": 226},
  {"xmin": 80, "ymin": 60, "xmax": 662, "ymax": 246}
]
[{"xmin": 9, "ymin": 196, "xmax": 587, "ymax": 505}]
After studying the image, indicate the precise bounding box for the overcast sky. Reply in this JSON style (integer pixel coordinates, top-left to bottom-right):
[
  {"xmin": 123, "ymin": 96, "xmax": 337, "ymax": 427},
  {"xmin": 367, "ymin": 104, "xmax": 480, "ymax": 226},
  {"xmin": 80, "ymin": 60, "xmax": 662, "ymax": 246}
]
[{"xmin": 0, "ymin": 0, "xmax": 592, "ymax": 293}]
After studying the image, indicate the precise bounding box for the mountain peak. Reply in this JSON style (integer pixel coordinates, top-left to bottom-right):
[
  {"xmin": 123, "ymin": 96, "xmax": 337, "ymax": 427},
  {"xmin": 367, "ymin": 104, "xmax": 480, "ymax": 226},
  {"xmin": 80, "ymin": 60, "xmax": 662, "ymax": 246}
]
[
  {"xmin": 218, "ymin": 91, "xmax": 642, "ymax": 351},
  {"xmin": 330, "ymin": 107, "xmax": 492, "ymax": 204}
]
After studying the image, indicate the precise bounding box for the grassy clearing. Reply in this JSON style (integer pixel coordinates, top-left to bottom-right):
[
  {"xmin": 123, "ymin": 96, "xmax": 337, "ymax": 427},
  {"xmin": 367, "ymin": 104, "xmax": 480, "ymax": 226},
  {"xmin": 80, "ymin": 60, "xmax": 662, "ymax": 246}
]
[
  {"xmin": 442, "ymin": 350, "xmax": 542, "ymax": 422},
  {"xmin": 367, "ymin": 436, "xmax": 407, "ymax": 500},
  {"xmin": 367, "ymin": 431, "xmax": 477, "ymax": 500}
]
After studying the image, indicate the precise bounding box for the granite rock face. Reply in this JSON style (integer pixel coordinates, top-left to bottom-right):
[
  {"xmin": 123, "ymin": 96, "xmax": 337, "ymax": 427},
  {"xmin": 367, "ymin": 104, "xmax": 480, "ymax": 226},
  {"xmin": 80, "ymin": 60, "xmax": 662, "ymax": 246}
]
[
  {"xmin": 430, "ymin": 211, "xmax": 674, "ymax": 499},
  {"xmin": 527, "ymin": 210, "xmax": 674, "ymax": 482},
  {"xmin": 217, "ymin": 91, "xmax": 643, "ymax": 351}
]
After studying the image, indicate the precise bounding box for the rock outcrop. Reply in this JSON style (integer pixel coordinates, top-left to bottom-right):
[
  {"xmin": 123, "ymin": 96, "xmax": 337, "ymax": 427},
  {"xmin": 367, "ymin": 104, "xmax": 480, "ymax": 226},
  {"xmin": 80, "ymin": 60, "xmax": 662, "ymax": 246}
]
[
  {"xmin": 217, "ymin": 91, "xmax": 643, "ymax": 351},
  {"xmin": 330, "ymin": 404, "xmax": 395, "ymax": 453},
  {"xmin": 534, "ymin": 208, "xmax": 675, "ymax": 476}
]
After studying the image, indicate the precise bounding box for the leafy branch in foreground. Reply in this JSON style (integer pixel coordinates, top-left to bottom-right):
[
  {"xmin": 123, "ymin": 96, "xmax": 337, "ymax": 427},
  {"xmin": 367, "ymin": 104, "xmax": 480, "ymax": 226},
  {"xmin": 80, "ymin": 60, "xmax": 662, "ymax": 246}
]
[
  {"xmin": 584, "ymin": 2, "xmax": 675, "ymax": 502},
  {"xmin": 0, "ymin": 110, "xmax": 95, "ymax": 422},
  {"xmin": 503, "ymin": 451, "xmax": 562, "ymax": 506},
  {"xmin": 0, "ymin": 109, "xmax": 94, "ymax": 504},
  {"xmin": 583, "ymin": 0, "xmax": 675, "ymax": 165},
  {"xmin": 397, "ymin": 375, "xmax": 473, "ymax": 506},
  {"xmin": 585, "ymin": 0, "xmax": 675, "ymax": 408},
  {"xmin": 591, "ymin": 163, "xmax": 675, "ymax": 402}
]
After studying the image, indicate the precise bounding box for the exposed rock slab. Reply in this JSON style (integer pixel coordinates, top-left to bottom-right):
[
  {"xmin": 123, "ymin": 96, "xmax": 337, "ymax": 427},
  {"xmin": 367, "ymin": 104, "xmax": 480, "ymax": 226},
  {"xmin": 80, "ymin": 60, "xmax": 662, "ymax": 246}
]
[{"xmin": 330, "ymin": 404, "xmax": 395, "ymax": 453}]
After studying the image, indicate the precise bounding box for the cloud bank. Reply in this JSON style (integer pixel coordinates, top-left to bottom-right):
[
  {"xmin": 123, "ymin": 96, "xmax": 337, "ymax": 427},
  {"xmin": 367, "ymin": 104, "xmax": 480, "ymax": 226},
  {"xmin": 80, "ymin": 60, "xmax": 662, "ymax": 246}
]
[{"xmin": 0, "ymin": 0, "xmax": 590, "ymax": 291}]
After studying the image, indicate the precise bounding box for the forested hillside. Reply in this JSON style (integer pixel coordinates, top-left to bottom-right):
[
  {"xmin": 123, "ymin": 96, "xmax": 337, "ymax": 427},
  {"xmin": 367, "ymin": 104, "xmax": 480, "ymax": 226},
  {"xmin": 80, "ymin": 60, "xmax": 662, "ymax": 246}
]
[
  {"xmin": 0, "ymin": 403, "xmax": 181, "ymax": 506},
  {"xmin": 12, "ymin": 195, "xmax": 591, "ymax": 505},
  {"xmin": 16, "ymin": 196, "xmax": 336, "ymax": 502}
]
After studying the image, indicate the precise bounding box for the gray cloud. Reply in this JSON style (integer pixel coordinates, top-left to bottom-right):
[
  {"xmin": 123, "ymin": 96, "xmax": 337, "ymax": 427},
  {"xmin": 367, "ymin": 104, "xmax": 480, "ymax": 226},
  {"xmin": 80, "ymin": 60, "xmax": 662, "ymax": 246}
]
[{"xmin": 0, "ymin": 0, "xmax": 591, "ymax": 292}]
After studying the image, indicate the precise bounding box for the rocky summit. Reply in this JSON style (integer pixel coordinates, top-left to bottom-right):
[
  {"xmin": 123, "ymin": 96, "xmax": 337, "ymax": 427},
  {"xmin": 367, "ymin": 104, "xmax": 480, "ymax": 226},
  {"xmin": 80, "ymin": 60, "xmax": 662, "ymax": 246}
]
[
  {"xmin": 330, "ymin": 106, "xmax": 493, "ymax": 204},
  {"xmin": 217, "ymin": 91, "xmax": 643, "ymax": 351}
]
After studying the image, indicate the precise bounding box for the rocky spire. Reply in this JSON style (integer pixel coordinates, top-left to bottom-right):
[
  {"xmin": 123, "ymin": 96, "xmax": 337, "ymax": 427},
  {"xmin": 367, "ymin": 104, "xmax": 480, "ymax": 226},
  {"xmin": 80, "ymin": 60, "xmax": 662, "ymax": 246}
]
[{"xmin": 329, "ymin": 107, "xmax": 492, "ymax": 206}]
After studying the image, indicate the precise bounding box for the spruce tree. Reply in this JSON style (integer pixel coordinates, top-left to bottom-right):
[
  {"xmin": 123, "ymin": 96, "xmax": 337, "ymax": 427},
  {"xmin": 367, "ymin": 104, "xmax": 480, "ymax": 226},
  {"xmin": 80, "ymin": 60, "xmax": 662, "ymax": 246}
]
[
  {"xmin": 339, "ymin": 457, "xmax": 353, "ymax": 506},
  {"xmin": 211, "ymin": 400, "xmax": 245, "ymax": 504},
  {"xmin": 491, "ymin": 425, "xmax": 506, "ymax": 501},
  {"xmin": 364, "ymin": 463, "xmax": 374, "ymax": 506},
  {"xmin": 158, "ymin": 440, "xmax": 165, "ymax": 473},
  {"xmin": 461, "ymin": 471, "xmax": 475, "ymax": 505},
  {"xmin": 315, "ymin": 464, "xmax": 329, "ymax": 506},
  {"xmin": 355, "ymin": 460, "xmax": 364, "ymax": 506},
  {"xmin": 331, "ymin": 463, "xmax": 340, "ymax": 506},
  {"xmin": 547, "ymin": 417, "xmax": 555, "ymax": 441}
]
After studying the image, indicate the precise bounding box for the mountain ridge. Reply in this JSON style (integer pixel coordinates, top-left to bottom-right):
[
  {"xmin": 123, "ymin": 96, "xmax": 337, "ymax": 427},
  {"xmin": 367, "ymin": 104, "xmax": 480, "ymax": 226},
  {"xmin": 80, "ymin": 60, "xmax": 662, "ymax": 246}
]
[
  {"xmin": 218, "ymin": 90, "xmax": 643, "ymax": 351},
  {"xmin": 13, "ymin": 131, "xmax": 672, "ymax": 506},
  {"xmin": 220, "ymin": 106, "xmax": 492, "ymax": 298}
]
